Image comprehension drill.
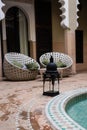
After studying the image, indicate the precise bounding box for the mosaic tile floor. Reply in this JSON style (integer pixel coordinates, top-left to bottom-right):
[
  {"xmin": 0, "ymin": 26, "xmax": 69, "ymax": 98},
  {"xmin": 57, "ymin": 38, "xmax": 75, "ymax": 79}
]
[{"xmin": 0, "ymin": 71, "xmax": 87, "ymax": 130}]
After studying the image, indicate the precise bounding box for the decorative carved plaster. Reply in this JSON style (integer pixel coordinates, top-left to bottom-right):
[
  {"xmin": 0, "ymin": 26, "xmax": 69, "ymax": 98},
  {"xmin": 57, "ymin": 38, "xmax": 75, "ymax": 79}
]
[
  {"xmin": 76, "ymin": 0, "xmax": 80, "ymax": 28},
  {"xmin": 0, "ymin": 0, "xmax": 5, "ymax": 20},
  {"xmin": 58, "ymin": 0, "xmax": 80, "ymax": 30},
  {"xmin": 59, "ymin": 0, "xmax": 69, "ymax": 28}
]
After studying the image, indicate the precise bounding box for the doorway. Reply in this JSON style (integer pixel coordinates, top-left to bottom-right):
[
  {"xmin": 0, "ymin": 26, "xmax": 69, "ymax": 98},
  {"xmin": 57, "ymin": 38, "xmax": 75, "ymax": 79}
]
[
  {"xmin": 35, "ymin": 0, "xmax": 52, "ymax": 62},
  {"xmin": 5, "ymin": 7, "xmax": 29, "ymax": 55},
  {"xmin": 75, "ymin": 30, "xmax": 83, "ymax": 63}
]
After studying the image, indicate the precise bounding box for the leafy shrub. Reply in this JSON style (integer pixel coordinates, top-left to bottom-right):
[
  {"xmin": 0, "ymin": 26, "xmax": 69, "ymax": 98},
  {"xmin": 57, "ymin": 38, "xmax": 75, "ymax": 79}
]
[
  {"xmin": 42, "ymin": 58, "xmax": 49, "ymax": 65},
  {"xmin": 56, "ymin": 60, "xmax": 66, "ymax": 68},
  {"xmin": 42, "ymin": 58, "xmax": 66, "ymax": 68},
  {"xmin": 12, "ymin": 60, "xmax": 23, "ymax": 68},
  {"xmin": 25, "ymin": 62, "xmax": 39, "ymax": 70}
]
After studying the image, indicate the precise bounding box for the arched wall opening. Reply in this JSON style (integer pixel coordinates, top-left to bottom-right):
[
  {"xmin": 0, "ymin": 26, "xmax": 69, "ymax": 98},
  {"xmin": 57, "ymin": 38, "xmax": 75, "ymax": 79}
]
[{"xmin": 5, "ymin": 6, "xmax": 29, "ymax": 55}]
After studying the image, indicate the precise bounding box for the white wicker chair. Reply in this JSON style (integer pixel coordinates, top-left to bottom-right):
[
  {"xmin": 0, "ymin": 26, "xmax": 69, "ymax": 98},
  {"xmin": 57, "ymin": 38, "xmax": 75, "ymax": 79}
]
[
  {"xmin": 39, "ymin": 52, "xmax": 73, "ymax": 77},
  {"xmin": 3, "ymin": 52, "xmax": 40, "ymax": 81}
]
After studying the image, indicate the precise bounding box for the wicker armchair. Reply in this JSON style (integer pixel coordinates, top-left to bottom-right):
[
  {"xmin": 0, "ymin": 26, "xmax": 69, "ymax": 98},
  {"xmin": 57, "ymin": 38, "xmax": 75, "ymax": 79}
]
[
  {"xmin": 3, "ymin": 52, "xmax": 40, "ymax": 81},
  {"xmin": 39, "ymin": 52, "xmax": 73, "ymax": 77}
]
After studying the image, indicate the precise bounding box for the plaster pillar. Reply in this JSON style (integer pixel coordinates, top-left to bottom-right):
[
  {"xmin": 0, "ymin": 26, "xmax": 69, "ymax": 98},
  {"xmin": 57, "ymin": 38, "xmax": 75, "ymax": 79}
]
[
  {"xmin": 0, "ymin": 0, "xmax": 5, "ymax": 80},
  {"xmin": 0, "ymin": 21, "xmax": 2, "ymax": 80},
  {"xmin": 64, "ymin": 29, "xmax": 76, "ymax": 74},
  {"xmin": 59, "ymin": 0, "xmax": 79, "ymax": 74},
  {"xmin": 64, "ymin": 0, "xmax": 79, "ymax": 74},
  {"xmin": 30, "ymin": 40, "xmax": 36, "ymax": 60}
]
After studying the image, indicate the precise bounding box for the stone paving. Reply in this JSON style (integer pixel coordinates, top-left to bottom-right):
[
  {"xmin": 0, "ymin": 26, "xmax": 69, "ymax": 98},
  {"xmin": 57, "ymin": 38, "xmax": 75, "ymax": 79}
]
[{"xmin": 0, "ymin": 71, "xmax": 87, "ymax": 130}]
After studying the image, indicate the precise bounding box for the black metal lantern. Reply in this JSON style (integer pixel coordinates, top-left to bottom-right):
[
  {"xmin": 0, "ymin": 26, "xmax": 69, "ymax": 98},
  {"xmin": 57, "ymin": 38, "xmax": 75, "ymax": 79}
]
[{"xmin": 43, "ymin": 55, "xmax": 60, "ymax": 96}]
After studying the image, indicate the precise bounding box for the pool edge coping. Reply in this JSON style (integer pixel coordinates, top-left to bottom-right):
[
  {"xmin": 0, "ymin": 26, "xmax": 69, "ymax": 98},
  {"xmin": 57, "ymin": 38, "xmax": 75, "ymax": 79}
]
[{"xmin": 45, "ymin": 88, "xmax": 87, "ymax": 130}]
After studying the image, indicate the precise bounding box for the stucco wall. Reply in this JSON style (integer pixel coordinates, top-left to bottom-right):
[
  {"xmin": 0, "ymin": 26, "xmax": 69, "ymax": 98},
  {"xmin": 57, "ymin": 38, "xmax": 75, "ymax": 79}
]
[
  {"xmin": 51, "ymin": 0, "xmax": 65, "ymax": 53},
  {"xmin": 2, "ymin": 0, "xmax": 87, "ymax": 73},
  {"xmin": 4, "ymin": 0, "xmax": 32, "ymax": 3},
  {"xmin": 3, "ymin": 0, "xmax": 36, "ymax": 41}
]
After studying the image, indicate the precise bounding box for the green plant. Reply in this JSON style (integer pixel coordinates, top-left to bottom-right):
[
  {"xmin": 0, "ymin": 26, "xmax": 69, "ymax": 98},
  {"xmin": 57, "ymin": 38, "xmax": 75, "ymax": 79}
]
[
  {"xmin": 56, "ymin": 60, "xmax": 66, "ymax": 68},
  {"xmin": 12, "ymin": 60, "xmax": 23, "ymax": 68},
  {"xmin": 42, "ymin": 58, "xmax": 49, "ymax": 65},
  {"xmin": 25, "ymin": 62, "xmax": 39, "ymax": 70}
]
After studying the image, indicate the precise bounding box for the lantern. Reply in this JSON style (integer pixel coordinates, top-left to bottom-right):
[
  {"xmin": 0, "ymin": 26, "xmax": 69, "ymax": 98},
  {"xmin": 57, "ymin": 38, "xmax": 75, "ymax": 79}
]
[{"xmin": 43, "ymin": 56, "xmax": 60, "ymax": 96}]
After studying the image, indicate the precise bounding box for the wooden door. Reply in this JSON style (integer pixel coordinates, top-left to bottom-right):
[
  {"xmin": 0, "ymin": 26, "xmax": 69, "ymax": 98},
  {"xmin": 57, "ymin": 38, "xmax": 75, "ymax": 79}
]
[
  {"xmin": 75, "ymin": 30, "xmax": 83, "ymax": 63},
  {"xmin": 35, "ymin": 0, "xmax": 52, "ymax": 62}
]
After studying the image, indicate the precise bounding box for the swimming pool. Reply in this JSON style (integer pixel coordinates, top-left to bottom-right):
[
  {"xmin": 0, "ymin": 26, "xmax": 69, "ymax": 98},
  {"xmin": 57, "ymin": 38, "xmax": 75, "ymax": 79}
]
[
  {"xmin": 45, "ymin": 88, "xmax": 87, "ymax": 130},
  {"xmin": 65, "ymin": 93, "xmax": 87, "ymax": 129}
]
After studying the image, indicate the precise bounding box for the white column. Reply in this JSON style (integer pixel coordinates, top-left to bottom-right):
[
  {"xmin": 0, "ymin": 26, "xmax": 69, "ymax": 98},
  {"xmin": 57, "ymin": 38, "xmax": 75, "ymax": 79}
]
[
  {"xmin": 64, "ymin": 29, "xmax": 76, "ymax": 74},
  {"xmin": 59, "ymin": 0, "xmax": 80, "ymax": 74},
  {"xmin": 0, "ymin": 0, "xmax": 5, "ymax": 80},
  {"xmin": 0, "ymin": 22, "xmax": 2, "ymax": 80}
]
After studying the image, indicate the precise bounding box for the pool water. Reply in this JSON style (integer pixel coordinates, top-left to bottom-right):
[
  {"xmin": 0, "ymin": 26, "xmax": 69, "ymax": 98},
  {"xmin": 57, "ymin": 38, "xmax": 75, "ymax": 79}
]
[{"xmin": 66, "ymin": 94, "xmax": 87, "ymax": 129}]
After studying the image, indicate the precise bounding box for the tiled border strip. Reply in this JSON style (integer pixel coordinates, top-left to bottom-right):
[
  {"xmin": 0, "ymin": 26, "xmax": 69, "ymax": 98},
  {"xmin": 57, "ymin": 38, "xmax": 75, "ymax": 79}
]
[
  {"xmin": 45, "ymin": 88, "xmax": 87, "ymax": 130},
  {"xmin": 15, "ymin": 99, "xmax": 35, "ymax": 130}
]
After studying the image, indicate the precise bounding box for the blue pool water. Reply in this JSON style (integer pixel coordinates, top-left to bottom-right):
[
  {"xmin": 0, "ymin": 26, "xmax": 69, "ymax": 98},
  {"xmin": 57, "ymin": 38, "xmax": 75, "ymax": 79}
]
[{"xmin": 66, "ymin": 94, "xmax": 87, "ymax": 129}]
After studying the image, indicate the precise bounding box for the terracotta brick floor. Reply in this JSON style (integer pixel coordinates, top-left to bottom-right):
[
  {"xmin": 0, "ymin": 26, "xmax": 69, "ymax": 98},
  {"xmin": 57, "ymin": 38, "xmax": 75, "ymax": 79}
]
[{"xmin": 0, "ymin": 71, "xmax": 87, "ymax": 130}]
